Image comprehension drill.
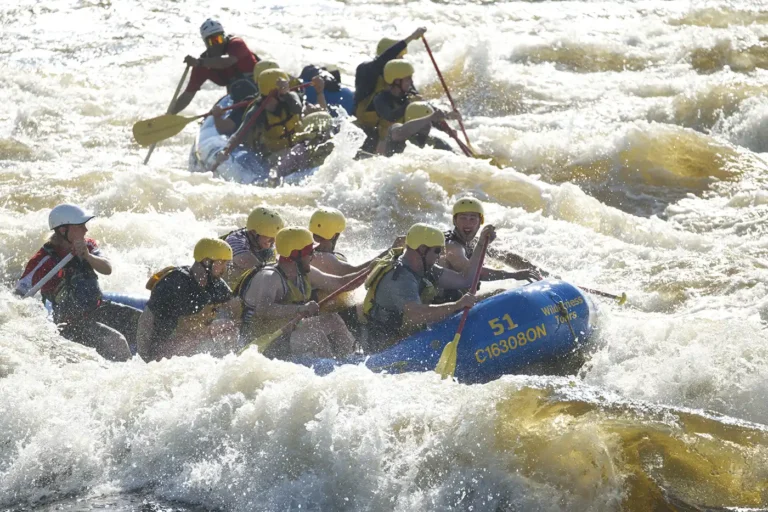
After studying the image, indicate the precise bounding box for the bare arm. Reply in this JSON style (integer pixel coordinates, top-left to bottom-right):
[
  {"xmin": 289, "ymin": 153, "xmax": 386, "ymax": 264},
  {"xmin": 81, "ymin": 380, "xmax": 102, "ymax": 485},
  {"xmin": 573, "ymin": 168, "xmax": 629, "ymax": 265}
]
[
  {"xmin": 309, "ymin": 265, "xmax": 368, "ymax": 293},
  {"xmin": 85, "ymin": 253, "xmax": 112, "ymax": 275},
  {"xmin": 403, "ymin": 294, "xmax": 476, "ymax": 328},
  {"xmin": 75, "ymin": 241, "xmax": 111, "ymax": 275},
  {"xmin": 213, "ymin": 115, "xmax": 237, "ymax": 136},
  {"xmin": 312, "ymin": 252, "xmax": 367, "ymax": 276},
  {"xmin": 136, "ymin": 309, "xmax": 155, "ymax": 361},
  {"xmin": 390, "ymin": 113, "xmax": 437, "ymax": 142},
  {"xmin": 444, "ymin": 241, "xmax": 522, "ymax": 281},
  {"xmin": 233, "ymin": 252, "xmax": 259, "ymax": 272},
  {"xmin": 311, "ymin": 76, "xmax": 328, "ymax": 111},
  {"xmin": 486, "ymin": 247, "xmax": 549, "ymax": 279}
]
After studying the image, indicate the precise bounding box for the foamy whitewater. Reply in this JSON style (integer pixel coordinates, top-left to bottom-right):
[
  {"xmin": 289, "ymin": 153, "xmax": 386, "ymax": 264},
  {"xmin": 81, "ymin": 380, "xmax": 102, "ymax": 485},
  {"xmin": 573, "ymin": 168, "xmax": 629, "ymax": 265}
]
[{"xmin": 2, "ymin": 0, "xmax": 768, "ymax": 510}]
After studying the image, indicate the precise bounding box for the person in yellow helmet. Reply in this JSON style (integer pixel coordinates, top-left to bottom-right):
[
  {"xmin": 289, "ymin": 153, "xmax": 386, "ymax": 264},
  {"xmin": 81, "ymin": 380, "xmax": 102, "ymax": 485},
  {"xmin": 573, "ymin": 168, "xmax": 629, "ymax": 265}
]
[
  {"xmin": 221, "ymin": 206, "xmax": 285, "ymax": 285},
  {"xmin": 354, "ymin": 27, "xmax": 426, "ymax": 152},
  {"xmin": 384, "ymin": 101, "xmax": 458, "ymax": 157},
  {"xmin": 136, "ymin": 238, "xmax": 241, "ymax": 361},
  {"xmin": 220, "ymin": 68, "xmax": 302, "ymax": 159},
  {"xmin": 218, "ymin": 68, "xmax": 329, "ymax": 179},
  {"xmin": 372, "ymin": 59, "xmax": 423, "ymax": 155},
  {"xmin": 436, "ymin": 197, "xmax": 548, "ymax": 303},
  {"xmin": 308, "ymin": 206, "xmax": 405, "ymax": 276},
  {"xmin": 238, "ymin": 227, "xmax": 367, "ymax": 359},
  {"xmin": 361, "ymin": 222, "xmax": 496, "ymax": 352}
]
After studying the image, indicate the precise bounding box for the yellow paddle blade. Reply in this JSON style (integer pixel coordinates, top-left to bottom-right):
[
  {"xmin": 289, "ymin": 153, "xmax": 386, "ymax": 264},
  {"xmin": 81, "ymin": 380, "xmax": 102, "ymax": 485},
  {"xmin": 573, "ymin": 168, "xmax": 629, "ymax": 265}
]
[
  {"xmin": 237, "ymin": 327, "xmax": 285, "ymax": 356},
  {"xmin": 618, "ymin": 292, "xmax": 628, "ymax": 306},
  {"xmin": 472, "ymin": 152, "xmax": 503, "ymax": 168},
  {"xmin": 132, "ymin": 113, "xmax": 200, "ymax": 147},
  {"xmin": 435, "ymin": 332, "xmax": 461, "ymax": 379}
]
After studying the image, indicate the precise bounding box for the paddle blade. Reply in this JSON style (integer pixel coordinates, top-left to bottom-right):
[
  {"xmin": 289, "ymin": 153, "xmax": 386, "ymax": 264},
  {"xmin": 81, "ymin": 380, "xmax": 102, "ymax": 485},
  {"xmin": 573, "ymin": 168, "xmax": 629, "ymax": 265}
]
[
  {"xmin": 238, "ymin": 328, "xmax": 285, "ymax": 356},
  {"xmin": 618, "ymin": 292, "xmax": 628, "ymax": 306},
  {"xmin": 435, "ymin": 332, "xmax": 461, "ymax": 379},
  {"xmin": 132, "ymin": 114, "xmax": 198, "ymax": 147}
]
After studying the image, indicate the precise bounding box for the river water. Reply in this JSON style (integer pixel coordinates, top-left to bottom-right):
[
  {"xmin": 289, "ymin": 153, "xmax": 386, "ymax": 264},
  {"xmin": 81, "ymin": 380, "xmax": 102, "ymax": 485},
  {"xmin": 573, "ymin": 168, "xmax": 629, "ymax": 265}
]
[{"xmin": 2, "ymin": 0, "xmax": 768, "ymax": 510}]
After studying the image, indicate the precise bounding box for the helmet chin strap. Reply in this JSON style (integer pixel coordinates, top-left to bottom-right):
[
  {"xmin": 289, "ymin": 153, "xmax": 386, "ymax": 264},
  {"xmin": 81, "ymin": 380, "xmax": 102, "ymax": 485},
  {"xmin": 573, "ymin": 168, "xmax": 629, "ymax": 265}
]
[
  {"xmin": 202, "ymin": 260, "xmax": 213, "ymax": 286},
  {"xmin": 419, "ymin": 247, "xmax": 430, "ymax": 275}
]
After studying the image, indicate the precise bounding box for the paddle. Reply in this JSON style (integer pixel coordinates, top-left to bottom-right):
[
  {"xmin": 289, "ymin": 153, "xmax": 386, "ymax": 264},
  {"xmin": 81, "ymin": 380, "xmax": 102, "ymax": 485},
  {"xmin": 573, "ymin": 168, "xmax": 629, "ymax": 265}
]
[
  {"xmin": 435, "ymin": 233, "xmax": 491, "ymax": 379},
  {"xmin": 210, "ymin": 82, "xmax": 312, "ymax": 174},
  {"xmin": 575, "ymin": 285, "xmax": 627, "ymax": 305},
  {"xmin": 143, "ymin": 65, "xmax": 190, "ymax": 164},
  {"xmin": 238, "ymin": 267, "xmax": 372, "ymax": 355},
  {"xmin": 133, "ymin": 101, "xmax": 250, "ymax": 147},
  {"xmin": 421, "ymin": 35, "xmax": 473, "ymax": 150},
  {"xmin": 21, "ymin": 253, "xmax": 74, "ymax": 299},
  {"xmin": 435, "ymin": 120, "xmax": 474, "ymax": 158}
]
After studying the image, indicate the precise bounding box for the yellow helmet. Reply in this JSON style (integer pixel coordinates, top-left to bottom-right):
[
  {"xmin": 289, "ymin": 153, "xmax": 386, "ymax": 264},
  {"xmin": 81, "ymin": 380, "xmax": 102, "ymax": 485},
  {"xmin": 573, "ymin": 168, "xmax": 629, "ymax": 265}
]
[
  {"xmin": 384, "ymin": 59, "xmax": 414, "ymax": 84},
  {"xmin": 406, "ymin": 223, "xmax": 445, "ymax": 250},
  {"xmin": 253, "ymin": 60, "xmax": 280, "ymax": 83},
  {"xmin": 376, "ymin": 37, "xmax": 406, "ymax": 57},
  {"xmin": 452, "ymin": 197, "xmax": 485, "ymax": 224},
  {"xmin": 194, "ymin": 238, "xmax": 233, "ymax": 262},
  {"xmin": 258, "ymin": 68, "xmax": 289, "ymax": 95},
  {"xmin": 246, "ymin": 207, "xmax": 285, "ymax": 238},
  {"xmin": 296, "ymin": 111, "xmax": 333, "ymax": 142},
  {"xmin": 405, "ymin": 102, "xmax": 434, "ymax": 122},
  {"xmin": 309, "ymin": 207, "xmax": 346, "ymax": 240},
  {"xmin": 275, "ymin": 227, "xmax": 315, "ymax": 258}
]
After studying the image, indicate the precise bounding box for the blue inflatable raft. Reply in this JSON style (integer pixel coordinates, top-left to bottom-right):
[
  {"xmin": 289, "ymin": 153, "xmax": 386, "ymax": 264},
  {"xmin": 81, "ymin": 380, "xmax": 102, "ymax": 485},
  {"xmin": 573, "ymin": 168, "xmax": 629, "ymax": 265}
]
[
  {"xmin": 188, "ymin": 85, "xmax": 354, "ymax": 185},
  {"xmin": 104, "ymin": 279, "xmax": 594, "ymax": 384}
]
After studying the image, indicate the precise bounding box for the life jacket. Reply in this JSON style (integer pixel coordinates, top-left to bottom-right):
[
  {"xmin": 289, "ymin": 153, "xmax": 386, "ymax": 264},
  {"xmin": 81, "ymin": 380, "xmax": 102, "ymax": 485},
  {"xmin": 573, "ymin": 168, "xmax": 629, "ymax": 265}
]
[
  {"xmin": 261, "ymin": 106, "xmax": 301, "ymax": 152},
  {"xmin": 355, "ymin": 76, "xmax": 388, "ymax": 129},
  {"xmin": 372, "ymin": 90, "xmax": 410, "ymax": 143},
  {"xmin": 361, "ymin": 248, "xmax": 439, "ymax": 323},
  {"xmin": 42, "ymin": 243, "xmax": 102, "ymax": 322},
  {"xmin": 235, "ymin": 265, "xmax": 311, "ymax": 323},
  {"xmin": 146, "ymin": 266, "xmax": 219, "ymax": 339},
  {"xmin": 236, "ymin": 264, "xmax": 313, "ymax": 358}
]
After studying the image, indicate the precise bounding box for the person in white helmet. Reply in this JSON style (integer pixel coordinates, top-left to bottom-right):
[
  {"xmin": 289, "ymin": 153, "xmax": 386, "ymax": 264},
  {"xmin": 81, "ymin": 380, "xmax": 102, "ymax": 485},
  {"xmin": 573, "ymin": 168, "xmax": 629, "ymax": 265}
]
[
  {"xmin": 15, "ymin": 204, "xmax": 139, "ymax": 361},
  {"xmin": 172, "ymin": 18, "xmax": 260, "ymax": 114}
]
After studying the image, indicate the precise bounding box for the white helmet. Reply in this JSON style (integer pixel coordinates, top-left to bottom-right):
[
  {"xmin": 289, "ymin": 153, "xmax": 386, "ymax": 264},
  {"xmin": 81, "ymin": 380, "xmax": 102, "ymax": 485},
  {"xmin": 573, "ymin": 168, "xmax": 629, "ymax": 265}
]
[
  {"xmin": 48, "ymin": 204, "xmax": 95, "ymax": 230},
  {"xmin": 200, "ymin": 19, "xmax": 224, "ymax": 39}
]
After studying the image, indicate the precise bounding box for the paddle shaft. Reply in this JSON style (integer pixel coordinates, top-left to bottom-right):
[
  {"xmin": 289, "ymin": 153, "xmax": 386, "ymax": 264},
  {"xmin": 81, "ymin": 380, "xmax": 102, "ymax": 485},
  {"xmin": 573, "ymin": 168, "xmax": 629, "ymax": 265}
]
[
  {"xmin": 178, "ymin": 100, "xmax": 252, "ymax": 123},
  {"xmin": 576, "ymin": 285, "xmax": 624, "ymax": 302},
  {"xmin": 144, "ymin": 65, "xmax": 190, "ymax": 165},
  {"xmin": 210, "ymin": 82, "xmax": 311, "ymax": 173},
  {"xmin": 453, "ymin": 235, "xmax": 491, "ymax": 336},
  {"xmin": 241, "ymin": 267, "xmax": 372, "ymax": 353},
  {"xmin": 23, "ymin": 253, "xmax": 74, "ymax": 298},
  {"xmin": 435, "ymin": 120, "xmax": 473, "ymax": 157},
  {"xmin": 421, "ymin": 36, "xmax": 472, "ymax": 149}
]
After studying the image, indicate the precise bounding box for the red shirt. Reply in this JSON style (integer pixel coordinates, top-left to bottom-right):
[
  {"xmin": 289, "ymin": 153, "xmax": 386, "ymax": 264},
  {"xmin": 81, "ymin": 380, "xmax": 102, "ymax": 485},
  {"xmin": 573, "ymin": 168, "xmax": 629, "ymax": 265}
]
[
  {"xmin": 15, "ymin": 239, "xmax": 101, "ymax": 297},
  {"xmin": 184, "ymin": 37, "xmax": 257, "ymax": 93}
]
